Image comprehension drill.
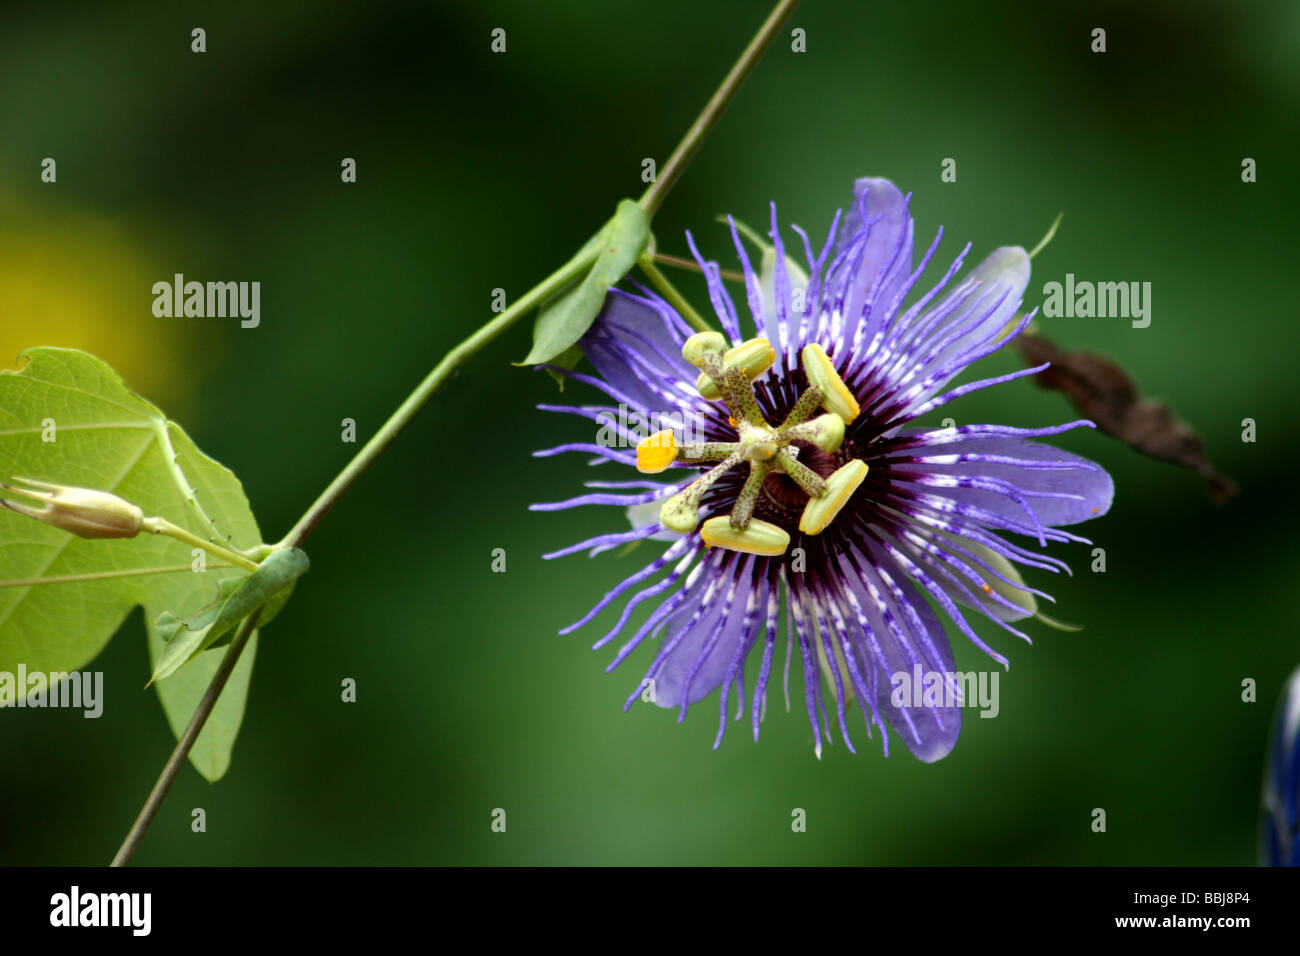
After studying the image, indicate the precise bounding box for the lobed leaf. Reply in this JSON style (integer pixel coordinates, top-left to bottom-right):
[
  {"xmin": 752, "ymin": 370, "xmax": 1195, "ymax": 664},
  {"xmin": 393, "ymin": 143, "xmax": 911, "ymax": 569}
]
[{"xmin": 0, "ymin": 347, "xmax": 266, "ymax": 779}]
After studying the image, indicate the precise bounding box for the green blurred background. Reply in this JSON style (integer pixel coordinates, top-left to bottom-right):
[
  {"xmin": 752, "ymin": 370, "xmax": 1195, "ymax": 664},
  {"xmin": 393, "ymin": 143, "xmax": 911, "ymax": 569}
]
[{"xmin": 1, "ymin": 0, "xmax": 1296, "ymax": 865}]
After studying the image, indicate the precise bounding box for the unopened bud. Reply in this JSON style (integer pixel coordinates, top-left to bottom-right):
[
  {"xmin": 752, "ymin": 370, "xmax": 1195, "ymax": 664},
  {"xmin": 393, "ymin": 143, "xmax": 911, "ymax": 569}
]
[{"xmin": 0, "ymin": 477, "xmax": 144, "ymax": 539}]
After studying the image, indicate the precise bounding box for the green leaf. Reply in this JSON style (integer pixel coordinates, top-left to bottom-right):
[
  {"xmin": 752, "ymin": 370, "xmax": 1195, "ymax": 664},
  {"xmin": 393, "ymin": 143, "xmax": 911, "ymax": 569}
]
[
  {"xmin": 154, "ymin": 576, "xmax": 244, "ymax": 644},
  {"xmin": 536, "ymin": 264, "xmax": 594, "ymax": 388},
  {"xmin": 149, "ymin": 547, "xmax": 309, "ymax": 684},
  {"xmin": 519, "ymin": 199, "xmax": 649, "ymax": 365},
  {"xmin": 146, "ymin": 626, "xmax": 258, "ymax": 782},
  {"xmin": 0, "ymin": 347, "xmax": 266, "ymax": 780},
  {"xmin": 543, "ymin": 343, "xmax": 586, "ymax": 389}
]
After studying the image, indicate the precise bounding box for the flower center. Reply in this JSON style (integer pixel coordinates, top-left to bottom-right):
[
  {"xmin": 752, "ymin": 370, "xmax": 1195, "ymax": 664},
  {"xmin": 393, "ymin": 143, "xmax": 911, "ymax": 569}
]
[
  {"xmin": 735, "ymin": 420, "xmax": 779, "ymax": 462},
  {"xmin": 635, "ymin": 334, "xmax": 870, "ymax": 556},
  {"xmin": 762, "ymin": 443, "xmax": 834, "ymax": 511}
]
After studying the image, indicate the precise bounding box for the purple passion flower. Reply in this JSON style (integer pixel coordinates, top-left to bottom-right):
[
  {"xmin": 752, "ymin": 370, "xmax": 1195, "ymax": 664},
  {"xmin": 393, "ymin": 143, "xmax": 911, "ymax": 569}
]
[{"xmin": 532, "ymin": 178, "xmax": 1113, "ymax": 762}]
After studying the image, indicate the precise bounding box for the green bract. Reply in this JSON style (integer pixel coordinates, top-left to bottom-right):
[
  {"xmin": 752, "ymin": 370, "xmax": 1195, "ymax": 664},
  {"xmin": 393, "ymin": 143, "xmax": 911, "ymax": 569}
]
[
  {"xmin": 520, "ymin": 199, "xmax": 650, "ymax": 366},
  {"xmin": 150, "ymin": 547, "xmax": 309, "ymax": 685}
]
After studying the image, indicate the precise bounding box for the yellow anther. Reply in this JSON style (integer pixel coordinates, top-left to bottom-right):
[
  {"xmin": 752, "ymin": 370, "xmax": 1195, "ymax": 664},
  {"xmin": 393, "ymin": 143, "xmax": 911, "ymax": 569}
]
[
  {"xmin": 798, "ymin": 460, "xmax": 868, "ymax": 535},
  {"xmin": 635, "ymin": 429, "xmax": 677, "ymax": 474},
  {"xmin": 681, "ymin": 331, "xmax": 727, "ymax": 368},
  {"xmin": 801, "ymin": 343, "xmax": 860, "ymax": 424},
  {"xmin": 696, "ymin": 338, "xmax": 776, "ymax": 400},
  {"xmin": 701, "ymin": 516, "xmax": 791, "ymax": 556}
]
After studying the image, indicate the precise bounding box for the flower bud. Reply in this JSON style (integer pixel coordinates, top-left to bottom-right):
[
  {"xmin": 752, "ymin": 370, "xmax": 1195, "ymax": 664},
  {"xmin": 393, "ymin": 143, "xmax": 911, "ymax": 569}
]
[
  {"xmin": 696, "ymin": 338, "xmax": 776, "ymax": 400},
  {"xmin": 0, "ymin": 477, "xmax": 144, "ymax": 539}
]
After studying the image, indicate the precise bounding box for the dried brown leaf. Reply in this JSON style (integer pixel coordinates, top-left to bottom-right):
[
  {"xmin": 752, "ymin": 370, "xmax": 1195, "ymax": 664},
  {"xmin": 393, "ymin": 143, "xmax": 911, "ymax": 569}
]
[{"xmin": 1015, "ymin": 331, "xmax": 1238, "ymax": 503}]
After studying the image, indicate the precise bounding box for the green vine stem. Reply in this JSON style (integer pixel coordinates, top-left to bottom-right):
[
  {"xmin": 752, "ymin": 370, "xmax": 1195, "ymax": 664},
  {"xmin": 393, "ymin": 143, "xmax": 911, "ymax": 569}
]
[
  {"xmin": 110, "ymin": 610, "xmax": 262, "ymax": 867},
  {"xmin": 108, "ymin": 0, "xmax": 803, "ymax": 866},
  {"xmin": 638, "ymin": 257, "xmax": 714, "ymax": 334},
  {"xmin": 637, "ymin": 0, "xmax": 802, "ymax": 218},
  {"xmin": 143, "ymin": 517, "xmax": 260, "ymax": 572},
  {"xmin": 275, "ymin": 246, "xmax": 600, "ymax": 551}
]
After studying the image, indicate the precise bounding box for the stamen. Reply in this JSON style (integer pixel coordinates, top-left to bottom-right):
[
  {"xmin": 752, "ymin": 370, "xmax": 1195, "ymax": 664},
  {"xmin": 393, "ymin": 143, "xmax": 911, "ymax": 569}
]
[
  {"xmin": 701, "ymin": 516, "xmax": 791, "ymax": 556},
  {"xmin": 635, "ymin": 430, "xmax": 677, "ymax": 474},
  {"xmin": 659, "ymin": 452, "xmax": 742, "ymax": 532},
  {"xmin": 774, "ymin": 450, "xmax": 827, "ymax": 498},
  {"xmin": 696, "ymin": 337, "xmax": 776, "ymax": 400},
  {"xmin": 782, "ymin": 412, "xmax": 845, "ymax": 453},
  {"xmin": 668, "ymin": 333, "xmax": 860, "ymax": 545},
  {"xmin": 729, "ymin": 464, "xmax": 769, "ymax": 529},
  {"xmin": 778, "ymin": 385, "xmax": 826, "ymax": 429},
  {"xmin": 799, "ymin": 460, "xmax": 868, "ymax": 535},
  {"xmin": 677, "ymin": 441, "xmax": 739, "ymax": 463},
  {"xmin": 801, "ymin": 343, "xmax": 861, "ymax": 424}
]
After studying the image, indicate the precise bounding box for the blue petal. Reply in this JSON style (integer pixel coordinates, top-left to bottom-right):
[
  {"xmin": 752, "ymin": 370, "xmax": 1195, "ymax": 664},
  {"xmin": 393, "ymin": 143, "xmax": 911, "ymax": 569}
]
[
  {"xmin": 897, "ymin": 433, "xmax": 1114, "ymax": 527},
  {"xmin": 642, "ymin": 552, "xmax": 756, "ymax": 711},
  {"xmin": 831, "ymin": 178, "xmax": 914, "ymax": 349},
  {"xmin": 835, "ymin": 544, "xmax": 964, "ymax": 763},
  {"xmin": 579, "ymin": 289, "xmax": 695, "ymax": 416}
]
